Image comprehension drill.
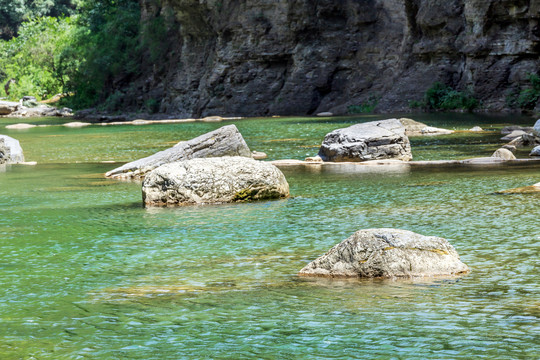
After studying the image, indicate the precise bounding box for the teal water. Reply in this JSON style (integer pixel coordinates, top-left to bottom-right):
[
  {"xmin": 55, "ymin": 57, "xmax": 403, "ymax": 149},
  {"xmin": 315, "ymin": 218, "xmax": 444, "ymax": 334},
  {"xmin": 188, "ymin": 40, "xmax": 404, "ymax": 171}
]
[{"xmin": 0, "ymin": 114, "xmax": 538, "ymax": 359}]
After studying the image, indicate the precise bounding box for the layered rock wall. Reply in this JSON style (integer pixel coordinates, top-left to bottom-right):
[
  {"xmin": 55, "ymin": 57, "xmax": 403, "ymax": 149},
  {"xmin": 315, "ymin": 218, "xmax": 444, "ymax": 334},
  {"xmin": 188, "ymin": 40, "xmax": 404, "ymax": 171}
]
[{"xmin": 136, "ymin": 0, "xmax": 540, "ymax": 116}]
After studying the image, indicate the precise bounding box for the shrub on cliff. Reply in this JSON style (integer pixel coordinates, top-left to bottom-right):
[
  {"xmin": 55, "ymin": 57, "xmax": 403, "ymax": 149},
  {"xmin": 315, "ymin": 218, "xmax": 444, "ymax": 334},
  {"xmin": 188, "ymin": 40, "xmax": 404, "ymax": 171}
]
[{"xmin": 413, "ymin": 82, "xmax": 479, "ymax": 111}]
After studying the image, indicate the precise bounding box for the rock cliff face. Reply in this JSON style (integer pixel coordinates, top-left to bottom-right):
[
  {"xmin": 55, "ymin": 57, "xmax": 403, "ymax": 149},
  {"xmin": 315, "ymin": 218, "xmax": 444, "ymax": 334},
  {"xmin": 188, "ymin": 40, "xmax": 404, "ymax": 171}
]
[{"xmin": 135, "ymin": 0, "xmax": 540, "ymax": 117}]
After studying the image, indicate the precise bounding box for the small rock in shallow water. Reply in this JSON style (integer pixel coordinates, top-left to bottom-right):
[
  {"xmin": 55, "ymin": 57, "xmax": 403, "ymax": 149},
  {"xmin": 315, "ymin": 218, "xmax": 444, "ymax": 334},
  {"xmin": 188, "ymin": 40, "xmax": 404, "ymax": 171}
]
[
  {"xmin": 5, "ymin": 123, "xmax": 36, "ymax": 130},
  {"xmin": 469, "ymin": 126, "xmax": 483, "ymax": 132},
  {"xmin": 530, "ymin": 145, "xmax": 540, "ymax": 157},
  {"xmin": 491, "ymin": 148, "xmax": 516, "ymax": 160},
  {"xmin": 299, "ymin": 228, "xmax": 469, "ymax": 278}
]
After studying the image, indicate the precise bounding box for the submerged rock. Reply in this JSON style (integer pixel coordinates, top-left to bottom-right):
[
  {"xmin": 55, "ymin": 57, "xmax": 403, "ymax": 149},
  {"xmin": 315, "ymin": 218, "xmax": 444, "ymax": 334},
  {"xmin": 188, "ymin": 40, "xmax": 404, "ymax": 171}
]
[
  {"xmin": 496, "ymin": 182, "xmax": 540, "ymax": 194},
  {"xmin": 318, "ymin": 119, "xmax": 412, "ymax": 162},
  {"xmin": 0, "ymin": 135, "xmax": 25, "ymax": 164},
  {"xmin": 299, "ymin": 228, "xmax": 469, "ymax": 278},
  {"xmin": 142, "ymin": 156, "xmax": 289, "ymax": 206},
  {"xmin": 106, "ymin": 125, "xmax": 252, "ymax": 179},
  {"xmin": 399, "ymin": 118, "xmax": 454, "ymax": 136},
  {"xmin": 5, "ymin": 123, "xmax": 36, "ymax": 130}
]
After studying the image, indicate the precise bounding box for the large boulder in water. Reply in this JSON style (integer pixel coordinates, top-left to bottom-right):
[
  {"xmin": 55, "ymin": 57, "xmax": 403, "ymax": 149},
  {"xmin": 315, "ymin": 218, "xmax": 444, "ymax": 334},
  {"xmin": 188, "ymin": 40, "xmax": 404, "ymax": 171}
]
[
  {"xmin": 106, "ymin": 125, "xmax": 252, "ymax": 179},
  {"xmin": 317, "ymin": 119, "xmax": 412, "ymax": 162},
  {"xmin": 299, "ymin": 228, "xmax": 469, "ymax": 278},
  {"xmin": 0, "ymin": 101, "xmax": 19, "ymax": 115},
  {"xmin": 142, "ymin": 156, "xmax": 289, "ymax": 206},
  {"xmin": 534, "ymin": 119, "xmax": 540, "ymax": 137},
  {"xmin": 0, "ymin": 135, "xmax": 24, "ymax": 164}
]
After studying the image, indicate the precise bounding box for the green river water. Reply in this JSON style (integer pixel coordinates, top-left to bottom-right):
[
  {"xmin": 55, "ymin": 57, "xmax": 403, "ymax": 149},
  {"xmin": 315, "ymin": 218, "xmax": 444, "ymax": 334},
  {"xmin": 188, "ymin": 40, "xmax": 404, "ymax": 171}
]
[{"xmin": 0, "ymin": 114, "xmax": 538, "ymax": 359}]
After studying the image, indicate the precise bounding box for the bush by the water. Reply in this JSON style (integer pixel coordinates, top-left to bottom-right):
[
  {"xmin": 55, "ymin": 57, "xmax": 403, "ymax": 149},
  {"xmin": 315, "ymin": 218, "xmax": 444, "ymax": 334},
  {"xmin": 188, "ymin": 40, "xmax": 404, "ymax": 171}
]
[{"xmin": 411, "ymin": 82, "xmax": 479, "ymax": 111}]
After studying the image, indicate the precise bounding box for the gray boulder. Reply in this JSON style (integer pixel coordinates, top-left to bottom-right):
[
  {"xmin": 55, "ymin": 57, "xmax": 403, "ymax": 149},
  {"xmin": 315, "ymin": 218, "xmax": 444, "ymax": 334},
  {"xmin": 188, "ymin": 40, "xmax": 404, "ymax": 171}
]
[
  {"xmin": 318, "ymin": 119, "xmax": 412, "ymax": 162},
  {"xmin": 530, "ymin": 145, "xmax": 540, "ymax": 157},
  {"xmin": 142, "ymin": 156, "xmax": 289, "ymax": 206},
  {"xmin": 501, "ymin": 130, "xmax": 527, "ymax": 142},
  {"xmin": 106, "ymin": 125, "xmax": 253, "ymax": 179},
  {"xmin": 501, "ymin": 125, "xmax": 534, "ymax": 135},
  {"xmin": 534, "ymin": 119, "xmax": 540, "ymax": 137},
  {"xmin": 491, "ymin": 148, "xmax": 516, "ymax": 160},
  {"xmin": 0, "ymin": 101, "xmax": 19, "ymax": 115},
  {"xmin": 0, "ymin": 135, "xmax": 25, "ymax": 164},
  {"xmin": 299, "ymin": 228, "xmax": 469, "ymax": 278}
]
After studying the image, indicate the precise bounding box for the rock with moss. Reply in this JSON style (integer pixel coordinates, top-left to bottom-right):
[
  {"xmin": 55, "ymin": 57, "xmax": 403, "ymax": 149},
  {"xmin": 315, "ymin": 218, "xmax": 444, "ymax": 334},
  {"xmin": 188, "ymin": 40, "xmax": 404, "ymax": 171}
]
[
  {"xmin": 317, "ymin": 119, "xmax": 412, "ymax": 162},
  {"xmin": 0, "ymin": 135, "xmax": 24, "ymax": 164},
  {"xmin": 106, "ymin": 125, "xmax": 253, "ymax": 179},
  {"xmin": 142, "ymin": 156, "xmax": 289, "ymax": 206},
  {"xmin": 299, "ymin": 228, "xmax": 469, "ymax": 278}
]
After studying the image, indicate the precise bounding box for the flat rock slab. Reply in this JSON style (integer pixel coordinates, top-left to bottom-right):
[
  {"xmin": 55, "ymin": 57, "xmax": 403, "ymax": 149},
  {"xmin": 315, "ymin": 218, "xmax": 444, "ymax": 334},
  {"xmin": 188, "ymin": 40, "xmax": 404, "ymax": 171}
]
[
  {"xmin": 106, "ymin": 125, "xmax": 252, "ymax": 179},
  {"xmin": 399, "ymin": 118, "xmax": 454, "ymax": 136},
  {"xmin": 318, "ymin": 119, "xmax": 412, "ymax": 162},
  {"xmin": 299, "ymin": 228, "xmax": 469, "ymax": 278},
  {"xmin": 143, "ymin": 156, "xmax": 289, "ymax": 206}
]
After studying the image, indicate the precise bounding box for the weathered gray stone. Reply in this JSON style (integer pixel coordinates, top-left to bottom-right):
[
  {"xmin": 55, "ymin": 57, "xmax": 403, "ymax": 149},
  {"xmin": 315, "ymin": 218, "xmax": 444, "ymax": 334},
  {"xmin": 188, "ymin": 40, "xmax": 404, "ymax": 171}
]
[
  {"xmin": 298, "ymin": 228, "xmax": 469, "ymax": 278},
  {"xmin": 0, "ymin": 135, "xmax": 25, "ymax": 163},
  {"xmin": 501, "ymin": 126, "xmax": 534, "ymax": 135},
  {"xmin": 501, "ymin": 130, "xmax": 527, "ymax": 142},
  {"xmin": 0, "ymin": 101, "xmax": 19, "ymax": 115},
  {"xmin": 534, "ymin": 119, "xmax": 540, "ymax": 137},
  {"xmin": 142, "ymin": 156, "xmax": 289, "ymax": 206},
  {"xmin": 318, "ymin": 119, "xmax": 412, "ymax": 162},
  {"xmin": 491, "ymin": 148, "xmax": 516, "ymax": 160},
  {"xmin": 106, "ymin": 125, "xmax": 252, "ymax": 179},
  {"xmin": 9, "ymin": 105, "xmax": 72, "ymax": 118},
  {"xmin": 530, "ymin": 145, "xmax": 540, "ymax": 156}
]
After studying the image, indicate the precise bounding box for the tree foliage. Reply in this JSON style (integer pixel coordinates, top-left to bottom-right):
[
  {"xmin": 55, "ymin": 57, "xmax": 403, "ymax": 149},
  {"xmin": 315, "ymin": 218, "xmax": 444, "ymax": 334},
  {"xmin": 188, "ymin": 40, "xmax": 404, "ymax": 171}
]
[{"xmin": 0, "ymin": 0, "xmax": 141, "ymax": 109}]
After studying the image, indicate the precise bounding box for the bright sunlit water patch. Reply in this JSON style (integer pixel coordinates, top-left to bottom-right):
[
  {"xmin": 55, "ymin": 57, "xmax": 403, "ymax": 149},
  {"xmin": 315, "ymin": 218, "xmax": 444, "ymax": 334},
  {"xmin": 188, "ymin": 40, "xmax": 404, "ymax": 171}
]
[{"xmin": 0, "ymin": 114, "xmax": 538, "ymax": 359}]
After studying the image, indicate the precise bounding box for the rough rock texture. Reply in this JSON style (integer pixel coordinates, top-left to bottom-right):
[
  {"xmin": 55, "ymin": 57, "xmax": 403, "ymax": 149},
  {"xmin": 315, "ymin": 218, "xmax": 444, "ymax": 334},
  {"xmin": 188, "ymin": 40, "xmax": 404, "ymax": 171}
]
[
  {"xmin": 534, "ymin": 119, "xmax": 540, "ymax": 136},
  {"xmin": 298, "ymin": 228, "xmax": 469, "ymax": 278},
  {"xmin": 492, "ymin": 148, "xmax": 516, "ymax": 160},
  {"xmin": 399, "ymin": 118, "xmax": 454, "ymax": 136},
  {"xmin": 0, "ymin": 135, "xmax": 25, "ymax": 163},
  {"xmin": 106, "ymin": 124, "xmax": 252, "ymax": 179},
  {"xmin": 530, "ymin": 145, "xmax": 540, "ymax": 156},
  {"xmin": 501, "ymin": 130, "xmax": 527, "ymax": 141},
  {"xmin": 126, "ymin": 0, "xmax": 540, "ymax": 117},
  {"xmin": 0, "ymin": 101, "xmax": 19, "ymax": 115},
  {"xmin": 142, "ymin": 156, "xmax": 289, "ymax": 206},
  {"xmin": 318, "ymin": 119, "xmax": 412, "ymax": 162},
  {"xmin": 501, "ymin": 125, "xmax": 534, "ymax": 135}
]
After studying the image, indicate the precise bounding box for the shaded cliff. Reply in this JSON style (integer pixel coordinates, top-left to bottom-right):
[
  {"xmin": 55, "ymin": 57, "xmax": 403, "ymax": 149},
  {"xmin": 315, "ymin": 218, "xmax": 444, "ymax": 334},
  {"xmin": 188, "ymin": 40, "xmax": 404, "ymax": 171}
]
[{"xmin": 131, "ymin": 0, "xmax": 540, "ymax": 117}]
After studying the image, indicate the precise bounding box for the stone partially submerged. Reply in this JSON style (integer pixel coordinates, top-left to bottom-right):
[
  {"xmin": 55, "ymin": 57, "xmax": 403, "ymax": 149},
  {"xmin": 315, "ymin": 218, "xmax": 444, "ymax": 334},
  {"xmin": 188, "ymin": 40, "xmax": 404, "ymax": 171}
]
[
  {"xmin": 106, "ymin": 125, "xmax": 252, "ymax": 179},
  {"xmin": 399, "ymin": 118, "xmax": 454, "ymax": 136},
  {"xmin": 317, "ymin": 119, "xmax": 412, "ymax": 162},
  {"xmin": 142, "ymin": 156, "xmax": 289, "ymax": 206},
  {"xmin": 0, "ymin": 135, "xmax": 25, "ymax": 164},
  {"xmin": 299, "ymin": 228, "xmax": 469, "ymax": 278}
]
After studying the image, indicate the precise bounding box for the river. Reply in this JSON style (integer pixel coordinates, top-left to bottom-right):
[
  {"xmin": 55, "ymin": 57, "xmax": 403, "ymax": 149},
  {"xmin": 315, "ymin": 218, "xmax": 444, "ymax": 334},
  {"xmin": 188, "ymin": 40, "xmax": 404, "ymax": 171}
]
[{"xmin": 0, "ymin": 114, "xmax": 538, "ymax": 359}]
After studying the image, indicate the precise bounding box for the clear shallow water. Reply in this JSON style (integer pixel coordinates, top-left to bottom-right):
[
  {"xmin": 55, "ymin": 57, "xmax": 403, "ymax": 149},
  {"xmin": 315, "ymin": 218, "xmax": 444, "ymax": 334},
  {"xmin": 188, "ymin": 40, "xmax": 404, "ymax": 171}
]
[{"xmin": 0, "ymin": 114, "xmax": 539, "ymax": 359}]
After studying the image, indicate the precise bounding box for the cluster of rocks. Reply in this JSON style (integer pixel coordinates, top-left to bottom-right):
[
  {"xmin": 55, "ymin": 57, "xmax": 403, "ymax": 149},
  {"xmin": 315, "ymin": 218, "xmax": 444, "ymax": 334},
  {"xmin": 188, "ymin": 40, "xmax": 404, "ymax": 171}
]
[
  {"xmin": 0, "ymin": 97, "xmax": 72, "ymax": 118},
  {"xmin": 500, "ymin": 119, "xmax": 540, "ymax": 157}
]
